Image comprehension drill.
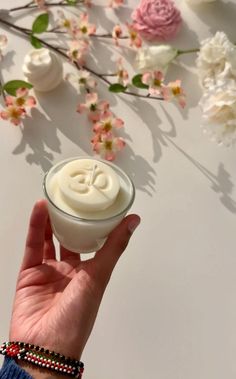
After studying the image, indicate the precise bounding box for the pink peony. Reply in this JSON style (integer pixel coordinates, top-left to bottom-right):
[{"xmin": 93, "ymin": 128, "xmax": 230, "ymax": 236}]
[{"xmin": 132, "ymin": 0, "xmax": 182, "ymax": 41}]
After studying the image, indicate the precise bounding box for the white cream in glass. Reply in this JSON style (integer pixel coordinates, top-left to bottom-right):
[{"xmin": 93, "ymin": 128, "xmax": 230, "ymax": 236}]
[{"xmin": 43, "ymin": 157, "xmax": 135, "ymax": 253}]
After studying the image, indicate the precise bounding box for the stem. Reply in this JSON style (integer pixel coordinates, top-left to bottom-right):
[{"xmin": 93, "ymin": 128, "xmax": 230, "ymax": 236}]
[
  {"xmin": 0, "ymin": 16, "xmax": 163, "ymax": 101},
  {"xmin": 177, "ymin": 48, "xmax": 200, "ymax": 55},
  {"xmin": 0, "ymin": 78, "xmax": 6, "ymax": 101}
]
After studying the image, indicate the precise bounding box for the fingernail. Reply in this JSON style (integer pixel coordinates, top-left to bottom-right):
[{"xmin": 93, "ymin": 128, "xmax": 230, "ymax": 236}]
[{"xmin": 128, "ymin": 217, "xmax": 141, "ymax": 234}]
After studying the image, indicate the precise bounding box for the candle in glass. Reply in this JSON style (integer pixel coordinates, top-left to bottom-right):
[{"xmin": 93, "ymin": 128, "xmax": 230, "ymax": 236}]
[{"xmin": 43, "ymin": 157, "xmax": 135, "ymax": 253}]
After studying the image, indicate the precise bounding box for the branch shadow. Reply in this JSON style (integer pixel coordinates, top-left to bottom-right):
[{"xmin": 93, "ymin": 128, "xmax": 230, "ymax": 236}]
[
  {"xmin": 186, "ymin": 0, "xmax": 236, "ymax": 40},
  {"xmin": 166, "ymin": 137, "xmax": 236, "ymax": 214}
]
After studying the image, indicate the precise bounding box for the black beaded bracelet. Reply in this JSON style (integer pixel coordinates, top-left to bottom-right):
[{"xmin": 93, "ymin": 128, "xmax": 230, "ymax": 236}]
[{"xmin": 0, "ymin": 342, "xmax": 84, "ymax": 378}]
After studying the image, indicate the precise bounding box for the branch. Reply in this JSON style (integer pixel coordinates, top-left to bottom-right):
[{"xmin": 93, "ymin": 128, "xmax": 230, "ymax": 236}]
[
  {"xmin": 0, "ymin": 16, "xmax": 161, "ymax": 101},
  {"xmin": 10, "ymin": 1, "xmax": 84, "ymax": 12}
]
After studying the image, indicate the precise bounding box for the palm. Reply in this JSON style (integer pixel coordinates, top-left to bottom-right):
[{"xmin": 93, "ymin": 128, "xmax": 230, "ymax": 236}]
[
  {"xmin": 11, "ymin": 255, "xmax": 103, "ymax": 359},
  {"xmin": 9, "ymin": 200, "xmax": 139, "ymax": 360}
]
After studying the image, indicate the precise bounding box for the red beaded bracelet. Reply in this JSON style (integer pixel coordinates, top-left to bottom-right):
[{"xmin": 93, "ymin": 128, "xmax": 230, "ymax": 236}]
[{"xmin": 0, "ymin": 341, "xmax": 84, "ymax": 378}]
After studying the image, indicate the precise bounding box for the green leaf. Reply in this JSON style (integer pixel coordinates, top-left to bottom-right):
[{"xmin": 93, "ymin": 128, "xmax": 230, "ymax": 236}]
[
  {"xmin": 66, "ymin": 0, "xmax": 77, "ymax": 4},
  {"xmin": 3, "ymin": 80, "xmax": 33, "ymax": 96},
  {"xmin": 109, "ymin": 83, "xmax": 127, "ymax": 93},
  {"xmin": 132, "ymin": 74, "xmax": 149, "ymax": 89},
  {"xmin": 32, "ymin": 13, "xmax": 49, "ymax": 34},
  {"xmin": 30, "ymin": 34, "xmax": 42, "ymax": 49}
]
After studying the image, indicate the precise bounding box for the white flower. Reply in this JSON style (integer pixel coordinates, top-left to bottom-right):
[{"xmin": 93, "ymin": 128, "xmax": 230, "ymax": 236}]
[
  {"xmin": 186, "ymin": 0, "xmax": 216, "ymax": 4},
  {"xmin": 199, "ymin": 78, "xmax": 236, "ymax": 146},
  {"xmin": 0, "ymin": 34, "xmax": 7, "ymax": 60},
  {"xmin": 135, "ymin": 44, "xmax": 178, "ymax": 74},
  {"xmin": 66, "ymin": 70, "xmax": 97, "ymax": 93},
  {"xmin": 196, "ymin": 31, "xmax": 236, "ymax": 88}
]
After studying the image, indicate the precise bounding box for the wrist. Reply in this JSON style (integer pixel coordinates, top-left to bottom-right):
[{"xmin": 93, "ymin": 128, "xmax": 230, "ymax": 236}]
[{"xmin": 18, "ymin": 361, "xmax": 69, "ymax": 379}]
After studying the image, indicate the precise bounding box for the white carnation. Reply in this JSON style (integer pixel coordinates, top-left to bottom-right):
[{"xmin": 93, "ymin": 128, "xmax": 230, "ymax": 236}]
[
  {"xmin": 135, "ymin": 45, "xmax": 178, "ymax": 74},
  {"xmin": 196, "ymin": 31, "xmax": 236, "ymax": 88},
  {"xmin": 199, "ymin": 78, "xmax": 236, "ymax": 146}
]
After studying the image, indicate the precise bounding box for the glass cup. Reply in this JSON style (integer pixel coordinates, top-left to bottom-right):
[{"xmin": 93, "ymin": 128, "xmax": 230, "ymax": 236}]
[{"xmin": 43, "ymin": 157, "xmax": 135, "ymax": 253}]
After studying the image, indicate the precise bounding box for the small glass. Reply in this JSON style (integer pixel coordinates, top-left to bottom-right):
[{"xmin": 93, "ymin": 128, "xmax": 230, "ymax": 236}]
[{"xmin": 43, "ymin": 157, "xmax": 135, "ymax": 253}]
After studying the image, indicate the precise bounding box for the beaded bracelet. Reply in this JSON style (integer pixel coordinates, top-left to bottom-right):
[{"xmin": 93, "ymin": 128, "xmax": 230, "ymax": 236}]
[{"xmin": 0, "ymin": 342, "xmax": 84, "ymax": 378}]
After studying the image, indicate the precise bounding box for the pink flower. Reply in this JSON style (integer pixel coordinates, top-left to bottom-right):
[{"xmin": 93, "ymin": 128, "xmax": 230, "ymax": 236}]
[
  {"xmin": 76, "ymin": 13, "xmax": 96, "ymax": 39},
  {"xmin": 34, "ymin": 0, "xmax": 46, "ymax": 9},
  {"xmin": 112, "ymin": 25, "xmax": 122, "ymax": 46},
  {"xmin": 132, "ymin": 0, "xmax": 182, "ymax": 41},
  {"xmin": 1, "ymin": 105, "xmax": 25, "ymax": 126},
  {"xmin": 93, "ymin": 111, "xmax": 124, "ymax": 134},
  {"xmin": 142, "ymin": 70, "xmax": 164, "ymax": 95},
  {"xmin": 162, "ymin": 80, "xmax": 186, "ymax": 108},
  {"xmin": 1, "ymin": 88, "xmax": 36, "ymax": 126},
  {"xmin": 66, "ymin": 70, "xmax": 97, "ymax": 93},
  {"xmin": 57, "ymin": 11, "xmax": 78, "ymax": 38},
  {"xmin": 8, "ymin": 88, "xmax": 36, "ymax": 109},
  {"xmin": 109, "ymin": 0, "xmax": 124, "ymax": 7},
  {"xmin": 127, "ymin": 23, "xmax": 142, "ymax": 48},
  {"xmin": 67, "ymin": 40, "xmax": 89, "ymax": 65},
  {"xmin": 91, "ymin": 132, "xmax": 125, "ymax": 161},
  {"xmin": 77, "ymin": 92, "xmax": 109, "ymax": 122},
  {"xmin": 116, "ymin": 58, "xmax": 129, "ymax": 86}
]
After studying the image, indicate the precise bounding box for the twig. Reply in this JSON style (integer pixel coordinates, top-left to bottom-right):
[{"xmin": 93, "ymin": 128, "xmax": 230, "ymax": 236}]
[
  {"xmin": 0, "ymin": 16, "xmax": 178, "ymax": 101},
  {"xmin": 10, "ymin": 1, "xmax": 84, "ymax": 12},
  {"xmin": 0, "ymin": 77, "xmax": 6, "ymax": 101}
]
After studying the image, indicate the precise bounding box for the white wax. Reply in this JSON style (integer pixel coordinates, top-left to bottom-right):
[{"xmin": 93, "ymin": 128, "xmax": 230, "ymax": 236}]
[
  {"xmin": 45, "ymin": 158, "xmax": 134, "ymax": 253},
  {"xmin": 22, "ymin": 48, "xmax": 63, "ymax": 92},
  {"xmin": 57, "ymin": 159, "xmax": 120, "ymax": 212}
]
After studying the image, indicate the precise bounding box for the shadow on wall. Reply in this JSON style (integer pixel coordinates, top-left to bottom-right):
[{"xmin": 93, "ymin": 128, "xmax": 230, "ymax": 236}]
[{"xmin": 186, "ymin": 0, "xmax": 236, "ymax": 40}]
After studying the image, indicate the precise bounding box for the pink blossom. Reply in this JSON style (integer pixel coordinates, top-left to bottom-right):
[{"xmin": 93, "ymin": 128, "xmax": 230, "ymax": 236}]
[
  {"xmin": 91, "ymin": 132, "xmax": 125, "ymax": 161},
  {"xmin": 66, "ymin": 70, "xmax": 97, "ymax": 92},
  {"xmin": 127, "ymin": 23, "xmax": 142, "ymax": 48},
  {"xmin": 109, "ymin": 0, "xmax": 124, "ymax": 8},
  {"xmin": 162, "ymin": 80, "xmax": 186, "ymax": 108},
  {"xmin": 1, "ymin": 88, "xmax": 36, "ymax": 126},
  {"xmin": 9, "ymin": 88, "xmax": 36, "ymax": 108},
  {"xmin": 34, "ymin": 0, "xmax": 46, "ymax": 9},
  {"xmin": 112, "ymin": 25, "xmax": 122, "ymax": 46},
  {"xmin": 76, "ymin": 13, "xmax": 96, "ymax": 39},
  {"xmin": 93, "ymin": 111, "xmax": 124, "ymax": 134},
  {"xmin": 77, "ymin": 92, "xmax": 109, "ymax": 122},
  {"xmin": 1, "ymin": 105, "xmax": 25, "ymax": 126},
  {"xmin": 142, "ymin": 70, "xmax": 164, "ymax": 95},
  {"xmin": 67, "ymin": 40, "xmax": 89, "ymax": 65},
  {"xmin": 116, "ymin": 58, "xmax": 129, "ymax": 86},
  {"xmin": 57, "ymin": 11, "xmax": 78, "ymax": 38},
  {"xmin": 132, "ymin": 0, "xmax": 182, "ymax": 41}
]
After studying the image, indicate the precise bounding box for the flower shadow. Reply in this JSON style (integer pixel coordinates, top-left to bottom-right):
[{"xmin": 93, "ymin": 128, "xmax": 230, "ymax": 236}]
[{"xmin": 12, "ymin": 108, "xmax": 61, "ymax": 172}]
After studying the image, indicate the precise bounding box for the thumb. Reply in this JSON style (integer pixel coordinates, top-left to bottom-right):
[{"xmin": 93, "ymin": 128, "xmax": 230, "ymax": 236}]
[{"xmin": 94, "ymin": 214, "xmax": 141, "ymax": 280}]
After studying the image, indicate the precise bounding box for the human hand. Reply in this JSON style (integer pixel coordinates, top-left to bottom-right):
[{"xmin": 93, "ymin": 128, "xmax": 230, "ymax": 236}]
[{"xmin": 9, "ymin": 200, "xmax": 140, "ymax": 368}]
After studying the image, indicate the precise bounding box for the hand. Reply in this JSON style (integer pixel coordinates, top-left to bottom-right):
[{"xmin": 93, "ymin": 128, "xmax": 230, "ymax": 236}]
[{"xmin": 10, "ymin": 200, "xmax": 140, "ymax": 364}]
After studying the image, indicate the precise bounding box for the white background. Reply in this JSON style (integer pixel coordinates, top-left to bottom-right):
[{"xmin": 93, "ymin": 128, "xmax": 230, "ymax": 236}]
[{"xmin": 1, "ymin": 0, "xmax": 236, "ymax": 378}]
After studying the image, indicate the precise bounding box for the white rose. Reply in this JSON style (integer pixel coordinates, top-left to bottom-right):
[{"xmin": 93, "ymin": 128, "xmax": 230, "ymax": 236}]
[
  {"xmin": 196, "ymin": 31, "xmax": 236, "ymax": 88},
  {"xmin": 199, "ymin": 78, "xmax": 236, "ymax": 145},
  {"xmin": 186, "ymin": 0, "xmax": 216, "ymax": 4},
  {"xmin": 135, "ymin": 45, "xmax": 178, "ymax": 74}
]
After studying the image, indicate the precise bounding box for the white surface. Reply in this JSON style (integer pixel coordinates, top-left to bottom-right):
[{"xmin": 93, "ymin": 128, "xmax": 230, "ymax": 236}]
[{"xmin": 1, "ymin": 1, "xmax": 236, "ymax": 378}]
